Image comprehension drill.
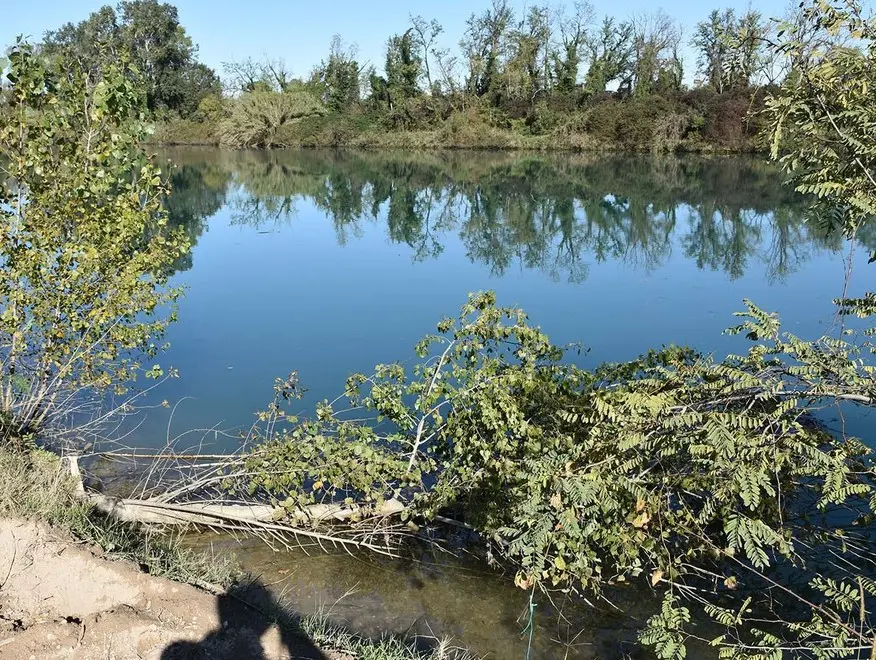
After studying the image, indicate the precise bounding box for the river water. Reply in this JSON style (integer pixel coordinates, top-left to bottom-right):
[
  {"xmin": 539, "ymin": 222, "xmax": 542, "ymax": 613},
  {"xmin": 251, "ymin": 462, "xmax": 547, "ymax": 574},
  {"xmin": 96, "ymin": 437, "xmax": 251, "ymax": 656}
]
[{"xmin": 108, "ymin": 148, "xmax": 874, "ymax": 658}]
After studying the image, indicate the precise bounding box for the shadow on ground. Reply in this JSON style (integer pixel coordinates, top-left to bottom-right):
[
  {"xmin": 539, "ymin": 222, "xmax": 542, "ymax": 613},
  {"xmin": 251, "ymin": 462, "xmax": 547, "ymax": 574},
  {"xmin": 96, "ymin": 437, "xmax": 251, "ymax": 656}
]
[{"xmin": 160, "ymin": 579, "xmax": 328, "ymax": 660}]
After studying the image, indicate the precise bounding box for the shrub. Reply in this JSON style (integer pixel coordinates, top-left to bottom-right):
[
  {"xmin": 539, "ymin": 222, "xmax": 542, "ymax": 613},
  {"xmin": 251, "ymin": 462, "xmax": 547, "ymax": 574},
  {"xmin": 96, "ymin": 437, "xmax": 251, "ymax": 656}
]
[
  {"xmin": 438, "ymin": 109, "xmax": 513, "ymax": 148},
  {"xmin": 585, "ymin": 95, "xmax": 687, "ymax": 150},
  {"xmin": 681, "ymin": 87, "xmax": 764, "ymax": 151},
  {"xmin": 151, "ymin": 118, "xmax": 220, "ymax": 145},
  {"xmin": 193, "ymin": 93, "xmax": 227, "ymax": 124},
  {"xmin": 219, "ymin": 90, "xmax": 325, "ymax": 148}
]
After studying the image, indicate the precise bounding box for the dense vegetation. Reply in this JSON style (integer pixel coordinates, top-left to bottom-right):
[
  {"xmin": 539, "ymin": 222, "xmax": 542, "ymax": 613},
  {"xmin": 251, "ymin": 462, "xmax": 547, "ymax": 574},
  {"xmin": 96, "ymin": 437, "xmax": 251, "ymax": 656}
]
[{"xmin": 22, "ymin": 0, "xmax": 824, "ymax": 151}]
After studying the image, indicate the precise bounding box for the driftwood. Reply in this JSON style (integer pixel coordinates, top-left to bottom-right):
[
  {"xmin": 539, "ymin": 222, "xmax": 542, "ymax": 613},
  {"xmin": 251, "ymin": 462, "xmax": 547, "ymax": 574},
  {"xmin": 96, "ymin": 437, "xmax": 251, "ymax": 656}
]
[{"xmin": 64, "ymin": 455, "xmax": 405, "ymax": 527}]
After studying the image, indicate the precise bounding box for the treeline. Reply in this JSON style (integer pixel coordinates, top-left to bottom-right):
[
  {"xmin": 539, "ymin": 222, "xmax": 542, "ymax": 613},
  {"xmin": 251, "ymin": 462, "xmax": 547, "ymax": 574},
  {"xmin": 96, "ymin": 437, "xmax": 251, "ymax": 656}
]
[{"xmin": 29, "ymin": 0, "xmax": 831, "ymax": 151}]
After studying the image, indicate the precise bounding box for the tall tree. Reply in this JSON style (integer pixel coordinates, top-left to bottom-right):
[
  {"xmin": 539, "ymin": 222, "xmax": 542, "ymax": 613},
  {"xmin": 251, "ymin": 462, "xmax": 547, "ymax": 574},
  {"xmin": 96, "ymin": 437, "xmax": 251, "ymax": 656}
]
[
  {"xmin": 116, "ymin": 0, "xmax": 197, "ymax": 111},
  {"xmin": 460, "ymin": 0, "xmax": 514, "ymax": 97},
  {"xmin": 729, "ymin": 9, "xmax": 765, "ymax": 88},
  {"xmin": 583, "ymin": 17, "xmax": 634, "ymax": 95},
  {"xmin": 41, "ymin": 0, "xmax": 219, "ymax": 115},
  {"xmin": 261, "ymin": 58, "xmax": 294, "ymax": 92},
  {"xmin": 221, "ymin": 57, "xmax": 265, "ymax": 94},
  {"xmin": 317, "ymin": 35, "xmax": 361, "ymax": 112},
  {"xmin": 174, "ymin": 62, "xmax": 222, "ymax": 115},
  {"xmin": 385, "ymin": 30, "xmax": 421, "ymax": 106},
  {"xmin": 410, "ymin": 15, "xmax": 443, "ymax": 92},
  {"xmin": 693, "ymin": 8, "xmax": 765, "ymax": 91},
  {"xmin": 42, "ymin": 6, "xmax": 120, "ymax": 76},
  {"xmin": 431, "ymin": 47, "xmax": 461, "ymax": 96},
  {"xmin": 692, "ymin": 9, "xmax": 733, "ymax": 91},
  {"xmin": 504, "ymin": 4, "xmax": 553, "ymax": 100},
  {"xmin": 552, "ymin": 1, "xmax": 594, "ymax": 95},
  {"xmin": 631, "ymin": 10, "xmax": 683, "ymax": 97}
]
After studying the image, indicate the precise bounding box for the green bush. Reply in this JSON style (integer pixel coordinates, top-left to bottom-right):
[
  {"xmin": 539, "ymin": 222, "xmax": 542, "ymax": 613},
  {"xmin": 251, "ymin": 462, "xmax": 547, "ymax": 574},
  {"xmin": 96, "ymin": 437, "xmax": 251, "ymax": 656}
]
[
  {"xmin": 193, "ymin": 93, "xmax": 227, "ymax": 124},
  {"xmin": 681, "ymin": 87, "xmax": 764, "ymax": 151},
  {"xmin": 525, "ymin": 102, "xmax": 562, "ymax": 135},
  {"xmin": 151, "ymin": 118, "xmax": 220, "ymax": 145},
  {"xmin": 438, "ymin": 109, "xmax": 513, "ymax": 148},
  {"xmin": 219, "ymin": 90, "xmax": 325, "ymax": 147},
  {"xmin": 584, "ymin": 95, "xmax": 685, "ymax": 150},
  {"xmin": 283, "ymin": 111, "xmax": 381, "ymax": 147}
]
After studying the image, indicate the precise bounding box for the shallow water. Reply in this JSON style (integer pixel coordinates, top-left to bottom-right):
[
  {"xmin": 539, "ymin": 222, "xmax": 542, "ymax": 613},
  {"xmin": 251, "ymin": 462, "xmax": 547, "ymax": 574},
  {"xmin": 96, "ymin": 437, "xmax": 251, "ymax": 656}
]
[
  {"xmin": 111, "ymin": 148, "xmax": 875, "ymax": 658},
  {"xmin": 188, "ymin": 532, "xmax": 658, "ymax": 659}
]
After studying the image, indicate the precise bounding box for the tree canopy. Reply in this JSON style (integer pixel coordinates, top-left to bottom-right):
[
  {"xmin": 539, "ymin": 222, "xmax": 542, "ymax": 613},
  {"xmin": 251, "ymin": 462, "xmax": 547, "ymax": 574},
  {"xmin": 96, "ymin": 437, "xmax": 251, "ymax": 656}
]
[{"xmin": 41, "ymin": 0, "xmax": 220, "ymax": 116}]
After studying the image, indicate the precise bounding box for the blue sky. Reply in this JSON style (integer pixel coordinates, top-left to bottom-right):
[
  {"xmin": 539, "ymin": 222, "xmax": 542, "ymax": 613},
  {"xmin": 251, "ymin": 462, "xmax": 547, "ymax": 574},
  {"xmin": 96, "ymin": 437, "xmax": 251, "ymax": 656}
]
[{"xmin": 6, "ymin": 0, "xmax": 792, "ymax": 83}]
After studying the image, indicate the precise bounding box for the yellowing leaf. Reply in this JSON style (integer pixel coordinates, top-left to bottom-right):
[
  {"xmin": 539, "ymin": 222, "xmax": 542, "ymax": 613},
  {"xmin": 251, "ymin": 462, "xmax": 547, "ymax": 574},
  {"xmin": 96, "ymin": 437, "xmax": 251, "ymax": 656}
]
[
  {"xmin": 515, "ymin": 572, "xmax": 534, "ymax": 590},
  {"xmin": 632, "ymin": 512, "xmax": 651, "ymax": 528}
]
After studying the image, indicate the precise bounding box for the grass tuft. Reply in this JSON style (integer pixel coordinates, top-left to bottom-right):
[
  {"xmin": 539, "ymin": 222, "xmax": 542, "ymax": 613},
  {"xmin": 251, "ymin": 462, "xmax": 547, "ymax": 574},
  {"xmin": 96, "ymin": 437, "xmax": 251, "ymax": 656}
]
[
  {"xmin": 0, "ymin": 448, "xmax": 238, "ymax": 588},
  {"xmin": 301, "ymin": 613, "xmax": 474, "ymax": 660}
]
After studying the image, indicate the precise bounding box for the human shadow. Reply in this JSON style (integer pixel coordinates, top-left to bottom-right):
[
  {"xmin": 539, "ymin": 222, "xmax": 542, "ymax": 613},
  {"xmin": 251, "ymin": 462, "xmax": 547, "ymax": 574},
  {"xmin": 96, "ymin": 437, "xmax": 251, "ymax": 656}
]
[{"xmin": 160, "ymin": 579, "xmax": 327, "ymax": 660}]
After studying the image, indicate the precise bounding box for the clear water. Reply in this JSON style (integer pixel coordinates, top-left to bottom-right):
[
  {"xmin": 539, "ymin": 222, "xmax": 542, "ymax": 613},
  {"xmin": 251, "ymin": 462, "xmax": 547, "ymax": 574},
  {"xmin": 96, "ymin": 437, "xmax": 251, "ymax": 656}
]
[
  {"xmin": 116, "ymin": 148, "xmax": 875, "ymax": 659},
  {"xmin": 135, "ymin": 148, "xmax": 873, "ymax": 451}
]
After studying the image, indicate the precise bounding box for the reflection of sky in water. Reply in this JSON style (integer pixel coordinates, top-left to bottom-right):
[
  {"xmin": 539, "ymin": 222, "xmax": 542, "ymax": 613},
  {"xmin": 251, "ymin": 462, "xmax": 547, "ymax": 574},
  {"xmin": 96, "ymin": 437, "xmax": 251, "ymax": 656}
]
[{"xmin": 116, "ymin": 150, "xmax": 874, "ymax": 451}]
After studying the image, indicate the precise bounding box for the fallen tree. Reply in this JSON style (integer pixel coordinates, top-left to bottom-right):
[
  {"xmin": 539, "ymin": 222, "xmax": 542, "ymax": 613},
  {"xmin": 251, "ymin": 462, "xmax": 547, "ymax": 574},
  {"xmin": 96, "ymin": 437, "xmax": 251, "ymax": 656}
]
[
  {"xmin": 64, "ymin": 454, "xmax": 407, "ymax": 557},
  {"xmin": 221, "ymin": 288, "xmax": 876, "ymax": 658}
]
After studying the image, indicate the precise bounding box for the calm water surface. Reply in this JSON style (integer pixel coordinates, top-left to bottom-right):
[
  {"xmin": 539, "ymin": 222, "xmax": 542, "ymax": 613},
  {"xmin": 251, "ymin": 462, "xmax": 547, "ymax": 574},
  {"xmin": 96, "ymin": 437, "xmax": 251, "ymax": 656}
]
[
  {"xmin": 140, "ymin": 148, "xmax": 873, "ymax": 448},
  {"xmin": 121, "ymin": 148, "xmax": 874, "ymax": 658}
]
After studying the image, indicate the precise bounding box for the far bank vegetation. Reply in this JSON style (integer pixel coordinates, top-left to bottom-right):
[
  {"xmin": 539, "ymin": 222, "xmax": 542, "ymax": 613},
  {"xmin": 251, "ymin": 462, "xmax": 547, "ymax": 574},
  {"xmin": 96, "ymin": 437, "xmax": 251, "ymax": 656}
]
[{"xmin": 35, "ymin": 0, "xmax": 816, "ymax": 151}]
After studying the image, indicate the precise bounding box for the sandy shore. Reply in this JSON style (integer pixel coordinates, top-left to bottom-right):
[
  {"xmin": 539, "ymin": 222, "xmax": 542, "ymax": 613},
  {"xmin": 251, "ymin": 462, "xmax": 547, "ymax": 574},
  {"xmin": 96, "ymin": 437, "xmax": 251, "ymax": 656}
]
[{"xmin": 0, "ymin": 519, "xmax": 350, "ymax": 660}]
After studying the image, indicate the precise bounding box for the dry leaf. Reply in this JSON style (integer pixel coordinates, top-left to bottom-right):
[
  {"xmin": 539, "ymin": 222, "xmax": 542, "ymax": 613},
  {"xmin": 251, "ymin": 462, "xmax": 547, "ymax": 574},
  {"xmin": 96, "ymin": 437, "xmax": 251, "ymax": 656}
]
[
  {"xmin": 515, "ymin": 572, "xmax": 534, "ymax": 590},
  {"xmin": 632, "ymin": 512, "xmax": 651, "ymax": 528}
]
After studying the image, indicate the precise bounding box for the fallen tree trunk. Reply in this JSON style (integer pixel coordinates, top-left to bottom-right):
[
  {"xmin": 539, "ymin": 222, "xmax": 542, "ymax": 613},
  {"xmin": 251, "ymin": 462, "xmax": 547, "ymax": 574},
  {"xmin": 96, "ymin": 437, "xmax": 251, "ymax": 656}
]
[{"xmin": 64, "ymin": 455, "xmax": 405, "ymax": 527}]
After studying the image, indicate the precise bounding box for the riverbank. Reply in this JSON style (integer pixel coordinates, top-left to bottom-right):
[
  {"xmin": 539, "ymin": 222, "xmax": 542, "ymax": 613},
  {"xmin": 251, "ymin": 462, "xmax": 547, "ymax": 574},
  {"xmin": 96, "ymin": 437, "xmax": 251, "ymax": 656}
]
[
  {"xmin": 0, "ymin": 518, "xmax": 346, "ymax": 660},
  {"xmin": 0, "ymin": 449, "xmax": 468, "ymax": 660},
  {"xmin": 151, "ymin": 90, "xmax": 765, "ymax": 153}
]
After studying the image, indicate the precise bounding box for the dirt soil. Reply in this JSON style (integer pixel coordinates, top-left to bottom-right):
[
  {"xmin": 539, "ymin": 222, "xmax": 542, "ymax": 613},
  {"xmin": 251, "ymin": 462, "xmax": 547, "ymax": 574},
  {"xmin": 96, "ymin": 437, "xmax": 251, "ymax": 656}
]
[{"xmin": 0, "ymin": 519, "xmax": 350, "ymax": 660}]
